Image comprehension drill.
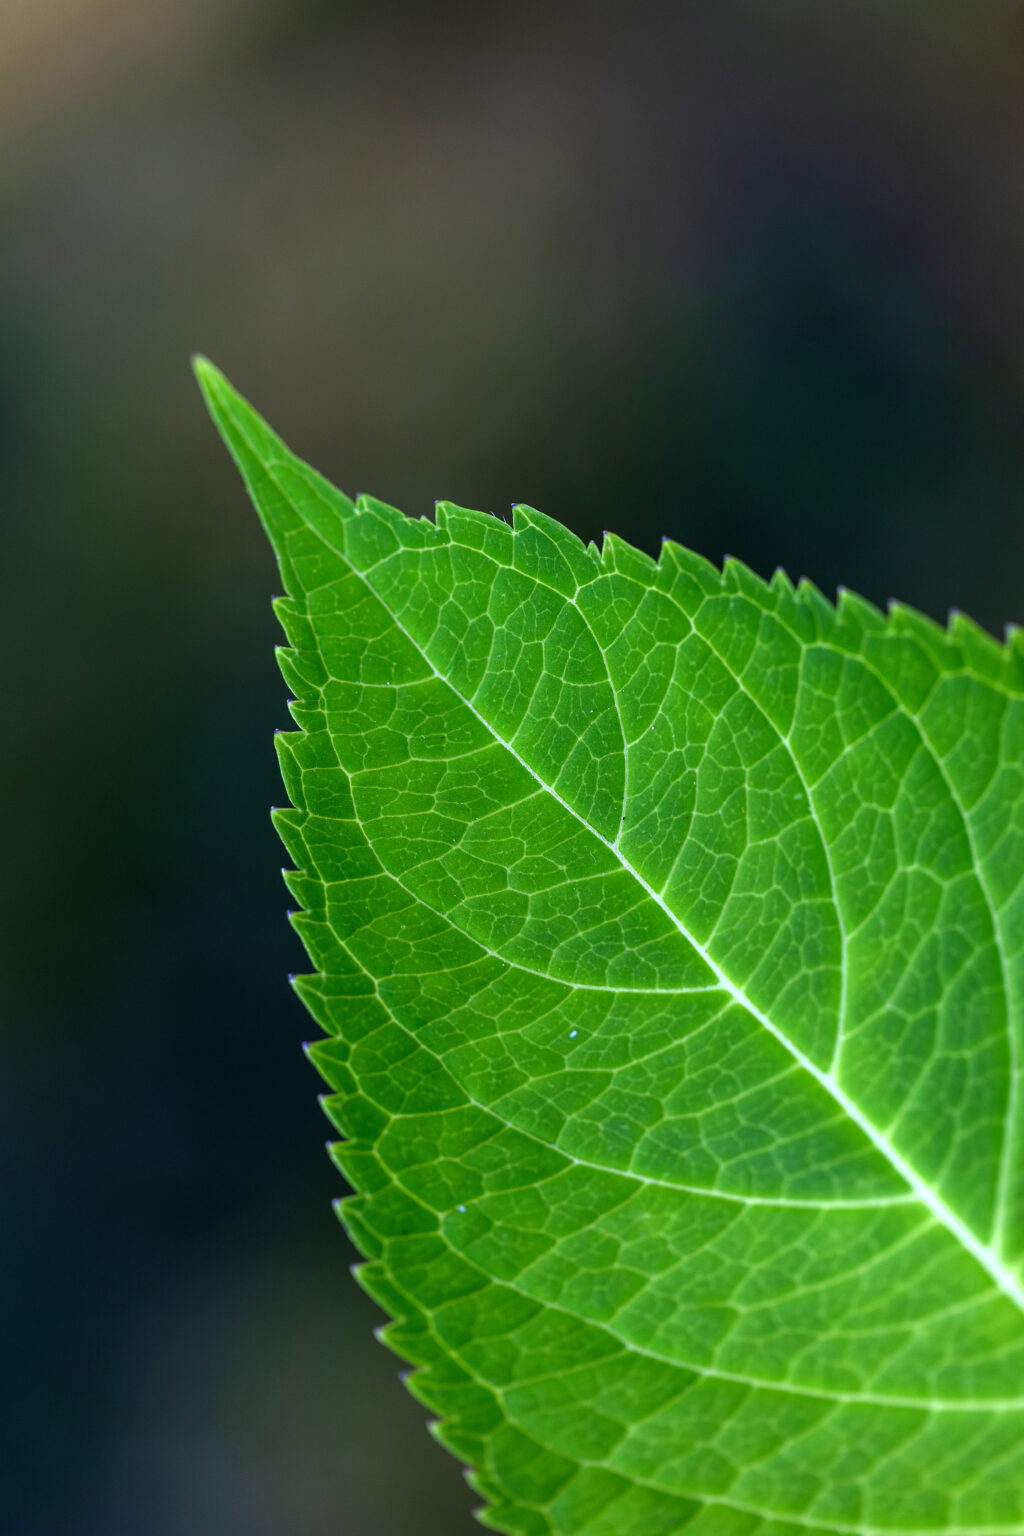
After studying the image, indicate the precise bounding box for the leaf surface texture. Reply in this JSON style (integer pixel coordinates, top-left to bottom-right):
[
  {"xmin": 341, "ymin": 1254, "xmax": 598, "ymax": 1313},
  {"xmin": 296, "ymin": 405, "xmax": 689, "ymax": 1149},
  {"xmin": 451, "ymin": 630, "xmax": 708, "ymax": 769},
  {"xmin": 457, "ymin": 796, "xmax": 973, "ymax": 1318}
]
[{"xmin": 199, "ymin": 360, "xmax": 1024, "ymax": 1536}]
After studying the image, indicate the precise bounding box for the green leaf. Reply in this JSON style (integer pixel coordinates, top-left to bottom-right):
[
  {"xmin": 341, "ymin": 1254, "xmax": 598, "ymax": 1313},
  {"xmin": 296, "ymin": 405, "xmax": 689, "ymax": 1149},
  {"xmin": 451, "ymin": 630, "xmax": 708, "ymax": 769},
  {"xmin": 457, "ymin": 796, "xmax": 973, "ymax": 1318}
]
[{"xmin": 197, "ymin": 356, "xmax": 1024, "ymax": 1535}]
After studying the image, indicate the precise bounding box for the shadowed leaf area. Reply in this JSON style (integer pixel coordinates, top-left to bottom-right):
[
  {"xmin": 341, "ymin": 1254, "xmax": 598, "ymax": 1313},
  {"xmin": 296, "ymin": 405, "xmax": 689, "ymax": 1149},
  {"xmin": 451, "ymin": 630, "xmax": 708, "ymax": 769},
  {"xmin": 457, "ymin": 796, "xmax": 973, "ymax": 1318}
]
[{"xmin": 199, "ymin": 358, "xmax": 1024, "ymax": 1536}]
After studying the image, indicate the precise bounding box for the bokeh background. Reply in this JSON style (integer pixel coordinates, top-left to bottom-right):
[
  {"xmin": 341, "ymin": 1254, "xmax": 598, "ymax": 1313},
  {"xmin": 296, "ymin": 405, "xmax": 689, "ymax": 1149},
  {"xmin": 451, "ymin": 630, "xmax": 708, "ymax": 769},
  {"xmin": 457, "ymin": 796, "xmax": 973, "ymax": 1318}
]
[{"xmin": 4, "ymin": 4, "xmax": 1024, "ymax": 1533}]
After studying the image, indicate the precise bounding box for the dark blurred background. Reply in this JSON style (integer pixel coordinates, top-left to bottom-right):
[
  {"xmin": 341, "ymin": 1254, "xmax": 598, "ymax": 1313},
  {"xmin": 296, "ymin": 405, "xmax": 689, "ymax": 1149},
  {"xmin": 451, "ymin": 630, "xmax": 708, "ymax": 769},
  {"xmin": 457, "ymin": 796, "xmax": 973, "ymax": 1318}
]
[{"xmin": 3, "ymin": 4, "xmax": 1024, "ymax": 1533}]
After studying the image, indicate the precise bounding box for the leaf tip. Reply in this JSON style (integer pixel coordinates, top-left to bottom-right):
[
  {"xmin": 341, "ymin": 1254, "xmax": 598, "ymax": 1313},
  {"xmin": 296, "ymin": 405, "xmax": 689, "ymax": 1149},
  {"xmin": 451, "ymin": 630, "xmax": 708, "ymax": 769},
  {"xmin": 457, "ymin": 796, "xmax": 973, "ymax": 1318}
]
[{"xmin": 191, "ymin": 353, "xmax": 230, "ymax": 409}]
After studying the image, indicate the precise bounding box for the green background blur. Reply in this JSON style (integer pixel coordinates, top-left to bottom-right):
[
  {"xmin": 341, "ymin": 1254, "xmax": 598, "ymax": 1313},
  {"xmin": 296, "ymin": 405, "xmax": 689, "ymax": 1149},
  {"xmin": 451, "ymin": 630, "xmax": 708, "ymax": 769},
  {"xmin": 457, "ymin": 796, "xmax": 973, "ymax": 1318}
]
[{"xmin": 4, "ymin": 4, "xmax": 1024, "ymax": 1533}]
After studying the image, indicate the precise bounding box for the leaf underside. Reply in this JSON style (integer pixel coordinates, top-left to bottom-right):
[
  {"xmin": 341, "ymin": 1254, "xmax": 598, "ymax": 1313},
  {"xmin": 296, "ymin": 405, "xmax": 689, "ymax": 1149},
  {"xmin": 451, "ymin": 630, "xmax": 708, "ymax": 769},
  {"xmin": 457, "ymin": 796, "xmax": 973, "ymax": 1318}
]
[{"xmin": 198, "ymin": 359, "xmax": 1024, "ymax": 1536}]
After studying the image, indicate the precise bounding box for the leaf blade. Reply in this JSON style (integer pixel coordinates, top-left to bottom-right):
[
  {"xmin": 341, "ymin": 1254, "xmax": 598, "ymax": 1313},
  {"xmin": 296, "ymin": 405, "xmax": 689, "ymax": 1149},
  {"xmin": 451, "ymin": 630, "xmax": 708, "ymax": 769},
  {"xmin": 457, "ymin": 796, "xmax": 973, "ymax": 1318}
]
[{"xmin": 199, "ymin": 360, "xmax": 1024, "ymax": 1534}]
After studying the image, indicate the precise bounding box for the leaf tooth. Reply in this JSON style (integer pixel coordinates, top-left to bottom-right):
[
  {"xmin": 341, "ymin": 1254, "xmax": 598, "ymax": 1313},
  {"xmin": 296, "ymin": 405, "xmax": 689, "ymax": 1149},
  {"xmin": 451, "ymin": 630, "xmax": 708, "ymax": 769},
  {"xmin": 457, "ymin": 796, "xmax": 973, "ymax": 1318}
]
[
  {"xmin": 601, "ymin": 531, "xmax": 658, "ymax": 583},
  {"xmin": 271, "ymin": 595, "xmax": 317, "ymax": 652},
  {"xmin": 275, "ymin": 643, "xmax": 324, "ymax": 700},
  {"xmin": 948, "ymin": 605, "xmax": 1017, "ymax": 677},
  {"xmin": 887, "ymin": 597, "xmax": 943, "ymax": 635},
  {"xmin": 329, "ymin": 1139, "xmax": 372, "ymax": 1187},
  {"xmin": 434, "ymin": 499, "xmax": 500, "ymax": 534},
  {"xmin": 293, "ymin": 980, "xmax": 340, "ymax": 1040},
  {"xmin": 722, "ymin": 552, "xmax": 774, "ymax": 604},
  {"xmin": 794, "ymin": 573, "xmax": 836, "ymax": 635},
  {"xmin": 306, "ymin": 1042, "xmax": 353, "ymax": 1094},
  {"xmin": 511, "ymin": 502, "xmax": 599, "ymax": 591},
  {"xmin": 355, "ymin": 491, "xmax": 409, "ymax": 523},
  {"xmin": 837, "ymin": 585, "xmax": 885, "ymax": 632},
  {"xmin": 281, "ymin": 868, "xmax": 319, "ymax": 910},
  {"xmin": 656, "ymin": 536, "xmax": 719, "ymax": 592},
  {"xmin": 337, "ymin": 1198, "xmax": 381, "ymax": 1258},
  {"xmin": 770, "ymin": 565, "xmax": 796, "ymax": 598},
  {"xmin": 271, "ymin": 808, "xmax": 310, "ymax": 871}
]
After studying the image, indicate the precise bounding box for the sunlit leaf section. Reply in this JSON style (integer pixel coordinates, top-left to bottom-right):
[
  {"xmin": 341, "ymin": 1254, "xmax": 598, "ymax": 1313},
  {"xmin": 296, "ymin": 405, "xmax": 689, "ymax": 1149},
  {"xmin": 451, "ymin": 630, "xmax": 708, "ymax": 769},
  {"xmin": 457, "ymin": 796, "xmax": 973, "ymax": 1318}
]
[{"xmin": 199, "ymin": 359, "xmax": 1024, "ymax": 1536}]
